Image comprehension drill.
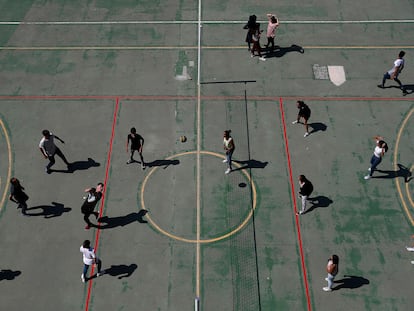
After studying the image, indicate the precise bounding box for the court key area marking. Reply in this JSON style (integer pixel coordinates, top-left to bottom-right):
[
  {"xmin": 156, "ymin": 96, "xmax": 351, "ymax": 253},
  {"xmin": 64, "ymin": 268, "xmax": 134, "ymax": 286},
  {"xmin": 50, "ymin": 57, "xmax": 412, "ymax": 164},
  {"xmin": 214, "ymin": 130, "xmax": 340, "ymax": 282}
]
[{"xmin": 140, "ymin": 150, "xmax": 257, "ymax": 244}]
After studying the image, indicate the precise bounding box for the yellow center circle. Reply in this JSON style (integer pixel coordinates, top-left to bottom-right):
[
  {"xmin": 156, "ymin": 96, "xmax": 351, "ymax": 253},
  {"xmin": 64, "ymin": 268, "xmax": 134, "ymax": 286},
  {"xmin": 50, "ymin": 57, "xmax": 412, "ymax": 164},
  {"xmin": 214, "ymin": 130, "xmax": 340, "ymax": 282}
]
[{"xmin": 140, "ymin": 150, "xmax": 257, "ymax": 244}]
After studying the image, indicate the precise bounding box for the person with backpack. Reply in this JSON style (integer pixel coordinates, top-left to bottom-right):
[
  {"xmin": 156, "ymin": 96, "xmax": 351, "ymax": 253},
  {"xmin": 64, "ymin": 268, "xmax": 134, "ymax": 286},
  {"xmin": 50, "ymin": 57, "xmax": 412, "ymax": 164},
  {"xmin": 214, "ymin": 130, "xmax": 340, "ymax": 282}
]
[
  {"xmin": 81, "ymin": 183, "xmax": 103, "ymax": 230},
  {"xmin": 364, "ymin": 136, "xmax": 388, "ymax": 180}
]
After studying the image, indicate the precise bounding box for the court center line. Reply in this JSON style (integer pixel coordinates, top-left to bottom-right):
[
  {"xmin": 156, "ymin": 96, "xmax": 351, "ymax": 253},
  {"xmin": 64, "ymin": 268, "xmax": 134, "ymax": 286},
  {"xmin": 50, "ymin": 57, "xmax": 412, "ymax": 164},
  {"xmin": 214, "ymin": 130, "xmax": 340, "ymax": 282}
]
[
  {"xmin": 84, "ymin": 97, "xmax": 119, "ymax": 311},
  {"xmin": 279, "ymin": 98, "xmax": 312, "ymax": 311},
  {"xmin": 1, "ymin": 19, "xmax": 414, "ymax": 25}
]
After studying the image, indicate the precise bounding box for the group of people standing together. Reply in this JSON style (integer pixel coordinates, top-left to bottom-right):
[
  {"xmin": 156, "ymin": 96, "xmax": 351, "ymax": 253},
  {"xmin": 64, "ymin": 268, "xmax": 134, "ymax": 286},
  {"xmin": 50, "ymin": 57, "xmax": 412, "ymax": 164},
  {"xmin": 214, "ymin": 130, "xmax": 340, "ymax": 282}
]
[{"xmin": 244, "ymin": 13, "xmax": 280, "ymax": 61}]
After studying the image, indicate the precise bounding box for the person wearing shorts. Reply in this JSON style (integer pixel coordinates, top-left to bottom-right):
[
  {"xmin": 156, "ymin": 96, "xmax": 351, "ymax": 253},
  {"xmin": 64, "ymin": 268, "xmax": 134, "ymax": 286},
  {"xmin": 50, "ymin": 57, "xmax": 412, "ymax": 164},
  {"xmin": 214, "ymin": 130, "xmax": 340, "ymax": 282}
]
[
  {"xmin": 126, "ymin": 127, "xmax": 145, "ymax": 169},
  {"xmin": 292, "ymin": 100, "xmax": 311, "ymax": 137}
]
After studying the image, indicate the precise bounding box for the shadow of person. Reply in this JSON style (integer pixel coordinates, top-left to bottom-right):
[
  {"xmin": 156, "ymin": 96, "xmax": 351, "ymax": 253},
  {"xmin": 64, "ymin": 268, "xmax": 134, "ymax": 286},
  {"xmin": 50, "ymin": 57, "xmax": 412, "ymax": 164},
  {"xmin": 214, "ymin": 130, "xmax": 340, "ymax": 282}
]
[
  {"xmin": 233, "ymin": 159, "xmax": 268, "ymax": 171},
  {"xmin": 105, "ymin": 264, "xmax": 138, "ymax": 279},
  {"xmin": 309, "ymin": 122, "xmax": 327, "ymax": 135},
  {"xmin": 26, "ymin": 202, "xmax": 71, "ymax": 218},
  {"xmin": 145, "ymin": 159, "xmax": 180, "ymax": 169},
  {"xmin": 137, "ymin": 209, "xmax": 148, "ymax": 223},
  {"xmin": 98, "ymin": 212, "xmax": 143, "ymax": 229},
  {"xmin": 264, "ymin": 44, "xmax": 305, "ymax": 58},
  {"xmin": 50, "ymin": 158, "xmax": 100, "ymax": 173},
  {"xmin": 402, "ymin": 84, "xmax": 414, "ymax": 96},
  {"xmin": 0, "ymin": 269, "xmax": 21, "ymax": 281},
  {"xmin": 333, "ymin": 275, "xmax": 370, "ymax": 290},
  {"xmin": 373, "ymin": 163, "xmax": 412, "ymax": 182},
  {"xmin": 305, "ymin": 196, "xmax": 333, "ymax": 213}
]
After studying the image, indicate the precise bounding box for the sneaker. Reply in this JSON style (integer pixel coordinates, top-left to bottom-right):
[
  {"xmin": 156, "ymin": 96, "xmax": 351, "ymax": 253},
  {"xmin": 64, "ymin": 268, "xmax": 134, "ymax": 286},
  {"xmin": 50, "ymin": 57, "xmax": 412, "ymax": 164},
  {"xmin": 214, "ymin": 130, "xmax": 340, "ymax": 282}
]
[
  {"xmin": 406, "ymin": 246, "xmax": 414, "ymax": 252},
  {"xmin": 411, "ymin": 261, "xmax": 414, "ymax": 265},
  {"xmin": 292, "ymin": 120, "xmax": 298, "ymax": 124},
  {"xmin": 251, "ymin": 54, "xmax": 254, "ymax": 58},
  {"xmin": 296, "ymin": 211, "xmax": 304, "ymax": 216},
  {"xmin": 304, "ymin": 132, "xmax": 310, "ymax": 137},
  {"xmin": 141, "ymin": 163, "xmax": 146, "ymax": 170},
  {"xmin": 81, "ymin": 274, "xmax": 85, "ymax": 283},
  {"xmin": 45, "ymin": 168, "xmax": 51, "ymax": 174},
  {"xmin": 368, "ymin": 167, "xmax": 371, "ymax": 171},
  {"xmin": 323, "ymin": 287, "xmax": 332, "ymax": 292},
  {"xmin": 222, "ymin": 159, "xmax": 227, "ymax": 163},
  {"xmin": 364, "ymin": 175, "xmax": 371, "ymax": 180},
  {"xmin": 126, "ymin": 159, "xmax": 133, "ymax": 164},
  {"xmin": 225, "ymin": 168, "xmax": 231, "ymax": 174},
  {"xmin": 259, "ymin": 57, "xmax": 266, "ymax": 61},
  {"xmin": 85, "ymin": 225, "xmax": 90, "ymax": 230},
  {"xmin": 325, "ymin": 278, "xmax": 328, "ymax": 281},
  {"xmin": 97, "ymin": 270, "xmax": 105, "ymax": 277},
  {"xmin": 377, "ymin": 84, "xmax": 384, "ymax": 89}
]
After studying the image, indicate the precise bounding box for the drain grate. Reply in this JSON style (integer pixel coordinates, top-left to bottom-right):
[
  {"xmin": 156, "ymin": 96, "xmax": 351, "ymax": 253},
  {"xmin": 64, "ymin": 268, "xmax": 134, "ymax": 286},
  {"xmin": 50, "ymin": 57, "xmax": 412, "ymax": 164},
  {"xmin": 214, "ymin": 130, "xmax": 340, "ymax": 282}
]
[{"xmin": 313, "ymin": 64, "xmax": 329, "ymax": 80}]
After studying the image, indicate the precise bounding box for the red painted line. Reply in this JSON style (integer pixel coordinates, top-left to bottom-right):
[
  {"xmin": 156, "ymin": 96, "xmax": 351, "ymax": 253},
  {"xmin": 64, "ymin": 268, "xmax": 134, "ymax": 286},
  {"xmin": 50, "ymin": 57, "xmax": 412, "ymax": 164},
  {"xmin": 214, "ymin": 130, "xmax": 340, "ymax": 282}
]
[
  {"xmin": 0, "ymin": 95, "xmax": 412, "ymax": 101},
  {"xmin": 279, "ymin": 98, "xmax": 312, "ymax": 311},
  {"xmin": 84, "ymin": 97, "xmax": 120, "ymax": 311}
]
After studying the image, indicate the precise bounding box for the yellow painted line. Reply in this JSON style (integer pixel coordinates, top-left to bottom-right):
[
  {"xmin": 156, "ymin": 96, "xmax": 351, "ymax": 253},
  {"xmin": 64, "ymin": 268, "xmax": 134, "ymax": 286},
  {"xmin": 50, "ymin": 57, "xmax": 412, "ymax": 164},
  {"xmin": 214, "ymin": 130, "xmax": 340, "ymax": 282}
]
[
  {"xmin": 394, "ymin": 108, "xmax": 414, "ymax": 226},
  {"xmin": 1, "ymin": 45, "xmax": 414, "ymax": 51},
  {"xmin": 140, "ymin": 150, "xmax": 257, "ymax": 244},
  {"xmin": 0, "ymin": 118, "xmax": 12, "ymax": 210}
]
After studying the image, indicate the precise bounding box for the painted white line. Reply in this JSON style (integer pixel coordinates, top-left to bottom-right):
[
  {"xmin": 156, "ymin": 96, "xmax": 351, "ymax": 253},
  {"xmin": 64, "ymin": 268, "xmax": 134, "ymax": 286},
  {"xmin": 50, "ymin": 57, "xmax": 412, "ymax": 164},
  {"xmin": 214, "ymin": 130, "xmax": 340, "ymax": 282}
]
[{"xmin": 1, "ymin": 19, "xmax": 414, "ymax": 25}]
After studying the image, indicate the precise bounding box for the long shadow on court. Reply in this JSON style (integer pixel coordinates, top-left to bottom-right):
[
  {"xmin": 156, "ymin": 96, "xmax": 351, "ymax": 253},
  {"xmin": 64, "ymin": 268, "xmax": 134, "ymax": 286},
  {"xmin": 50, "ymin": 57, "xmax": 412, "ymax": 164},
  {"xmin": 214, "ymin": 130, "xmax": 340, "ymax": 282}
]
[
  {"xmin": 105, "ymin": 264, "xmax": 138, "ymax": 279},
  {"xmin": 372, "ymin": 163, "xmax": 412, "ymax": 182},
  {"xmin": 145, "ymin": 159, "xmax": 180, "ymax": 169},
  {"xmin": 304, "ymin": 195, "xmax": 333, "ymax": 214},
  {"xmin": 0, "ymin": 269, "xmax": 21, "ymax": 281},
  {"xmin": 50, "ymin": 157, "xmax": 100, "ymax": 174},
  {"xmin": 309, "ymin": 122, "xmax": 327, "ymax": 135},
  {"xmin": 264, "ymin": 44, "xmax": 305, "ymax": 59},
  {"xmin": 333, "ymin": 275, "xmax": 370, "ymax": 291},
  {"xmin": 233, "ymin": 159, "xmax": 268, "ymax": 171},
  {"xmin": 97, "ymin": 210, "xmax": 148, "ymax": 229},
  {"xmin": 26, "ymin": 202, "xmax": 71, "ymax": 218}
]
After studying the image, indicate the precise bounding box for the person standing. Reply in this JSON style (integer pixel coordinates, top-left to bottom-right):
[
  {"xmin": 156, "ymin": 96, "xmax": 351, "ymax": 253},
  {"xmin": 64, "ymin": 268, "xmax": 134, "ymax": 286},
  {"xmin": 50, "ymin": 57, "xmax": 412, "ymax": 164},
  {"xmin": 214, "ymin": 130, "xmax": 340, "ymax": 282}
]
[
  {"xmin": 9, "ymin": 178, "xmax": 29, "ymax": 216},
  {"xmin": 378, "ymin": 51, "xmax": 407, "ymax": 95},
  {"xmin": 126, "ymin": 127, "xmax": 145, "ymax": 169},
  {"xmin": 296, "ymin": 175, "xmax": 313, "ymax": 215},
  {"xmin": 223, "ymin": 130, "xmax": 235, "ymax": 175},
  {"xmin": 243, "ymin": 15, "xmax": 257, "ymax": 51},
  {"xmin": 39, "ymin": 129, "xmax": 71, "ymax": 174},
  {"xmin": 323, "ymin": 254, "xmax": 339, "ymax": 292},
  {"xmin": 264, "ymin": 14, "xmax": 279, "ymax": 50},
  {"xmin": 81, "ymin": 183, "xmax": 103, "ymax": 230},
  {"xmin": 292, "ymin": 101, "xmax": 311, "ymax": 137},
  {"xmin": 250, "ymin": 23, "xmax": 266, "ymax": 61},
  {"xmin": 80, "ymin": 240, "xmax": 105, "ymax": 283},
  {"xmin": 364, "ymin": 136, "xmax": 388, "ymax": 180}
]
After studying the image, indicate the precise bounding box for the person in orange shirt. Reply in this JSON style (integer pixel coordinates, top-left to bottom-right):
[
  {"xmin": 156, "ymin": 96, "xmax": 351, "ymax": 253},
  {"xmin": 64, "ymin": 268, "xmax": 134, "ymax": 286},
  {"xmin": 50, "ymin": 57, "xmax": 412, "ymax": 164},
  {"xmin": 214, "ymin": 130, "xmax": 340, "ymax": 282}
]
[{"xmin": 323, "ymin": 255, "xmax": 339, "ymax": 292}]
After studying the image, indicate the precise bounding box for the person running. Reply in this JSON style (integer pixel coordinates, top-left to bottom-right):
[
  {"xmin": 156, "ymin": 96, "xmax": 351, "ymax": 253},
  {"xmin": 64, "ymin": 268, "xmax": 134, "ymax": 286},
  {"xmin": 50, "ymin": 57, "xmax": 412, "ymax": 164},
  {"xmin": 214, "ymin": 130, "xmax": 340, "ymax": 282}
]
[
  {"xmin": 364, "ymin": 136, "xmax": 388, "ymax": 180},
  {"xmin": 9, "ymin": 177, "xmax": 29, "ymax": 216},
  {"xmin": 296, "ymin": 175, "xmax": 314, "ymax": 215},
  {"xmin": 378, "ymin": 51, "xmax": 407, "ymax": 95},
  {"xmin": 80, "ymin": 240, "xmax": 105, "ymax": 283},
  {"xmin": 223, "ymin": 130, "xmax": 235, "ymax": 175},
  {"xmin": 264, "ymin": 14, "xmax": 279, "ymax": 50},
  {"xmin": 243, "ymin": 15, "xmax": 257, "ymax": 51},
  {"xmin": 323, "ymin": 255, "xmax": 339, "ymax": 292},
  {"xmin": 292, "ymin": 100, "xmax": 311, "ymax": 137},
  {"xmin": 39, "ymin": 129, "xmax": 71, "ymax": 174},
  {"xmin": 126, "ymin": 127, "xmax": 145, "ymax": 169},
  {"xmin": 81, "ymin": 183, "xmax": 103, "ymax": 230},
  {"xmin": 250, "ymin": 23, "xmax": 266, "ymax": 61}
]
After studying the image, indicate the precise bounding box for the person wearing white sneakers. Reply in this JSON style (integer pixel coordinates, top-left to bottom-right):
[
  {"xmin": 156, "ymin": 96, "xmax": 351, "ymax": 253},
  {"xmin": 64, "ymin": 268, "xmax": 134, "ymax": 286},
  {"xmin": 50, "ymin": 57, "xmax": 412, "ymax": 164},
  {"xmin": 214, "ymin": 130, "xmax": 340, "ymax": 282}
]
[
  {"xmin": 323, "ymin": 254, "xmax": 339, "ymax": 292},
  {"xmin": 364, "ymin": 136, "xmax": 388, "ymax": 180},
  {"xmin": 292, "ymin": 100, "xmax": 311, "ymax": 137},
  {"xmin": 80, "ymin": 240, "xmax": 105, "ymax": 283},
  {"xmin": 296, "ymin": 175, "xmax": 313, "ymax": 215},
  {"xmin": 223, "ymin": 130, "xmax": 235, "ymax": 174},
  {"xmin": 126, "ymin": 127, "xmax": 145, "ymax": 169}
]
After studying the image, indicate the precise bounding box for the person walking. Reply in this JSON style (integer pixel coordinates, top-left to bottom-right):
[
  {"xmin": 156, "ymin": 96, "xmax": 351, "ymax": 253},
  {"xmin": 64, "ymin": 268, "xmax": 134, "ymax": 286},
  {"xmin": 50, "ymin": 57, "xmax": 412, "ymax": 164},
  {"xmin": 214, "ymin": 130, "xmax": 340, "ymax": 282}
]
[
  {"xmin": 292, "ymin": 101, "xmax": 311, "ymax": 137},
  {"xmin": 223, "ymin": 130, "xmax": 235, "ymax": 175},
  {"xmin": 80, "ymin": 240, "xmax": 105, "ymax": 283},
  {"xmin": 364, "ymin": 136, "xmax": 388, "ymax": 180},
  {"xmin": 250, "ymin": 23, "xmax": 266, "ymax": 61},
  {"xmin": 378, "ymin": 51, "xmax": 407, "ymax": 95},
  {"xmin": 296, "ymin": 175, "xmax": 313, "ymax": 215},
  {"xmin": 126, "ymin": 127, "xmax": 145, "ymax": 169},
  {"xmin": 243, "ymin": 15, "xmax": 257, "ymax": 51},
  {"xmin": 39, "ymin": 129, "xmax": 71, "ymax": 174},
  {"xmin": 81, "ymin": 183, "xmax": 103, "ymax": 230},
  {"xmin": 264, "ymin": 14, "xmax": 279, "ymax": 50},
  {"xmin": 9, "ymin": 177, "xmax": 29, "ymax": 216},
  {"xmin": 323, "ymin": 254, "xmax": 339, "ymax": 292}
]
